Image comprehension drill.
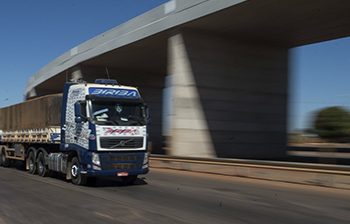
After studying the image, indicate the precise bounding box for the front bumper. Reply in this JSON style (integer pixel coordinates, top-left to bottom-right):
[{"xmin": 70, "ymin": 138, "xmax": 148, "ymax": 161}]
[
  {"xmin": 83, "ymin": 151, "xmax": 149, "ymax": 177},
  {"xmin": 84, "ymin": 167, "xmax": 149, "ymax": 177}
]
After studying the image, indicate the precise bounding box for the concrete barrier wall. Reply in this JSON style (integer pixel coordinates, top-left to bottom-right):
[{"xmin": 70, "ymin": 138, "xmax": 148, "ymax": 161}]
[{"xmin": 150, "ymin": 156, "xmax": 350, "ymax": 190}]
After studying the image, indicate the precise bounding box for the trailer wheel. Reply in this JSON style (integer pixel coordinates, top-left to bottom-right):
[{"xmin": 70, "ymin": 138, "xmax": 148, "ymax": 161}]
[
  {"xmin": 0, "ymin": 148, "xmax": 10, "ymax": 167},
  {"xmin": 70, "ymin": 157, "xmax": 87, "ymax": 185},
  {"xmin": 28, "ymin": 151, "xmax": 36, "ymax": 174},
  {"xmin": 121, "ymin": 175, "xmax": 138, "ymax": 185},
  {"xmin": 37, "ymin": 152, "xmax": 50, "ymax": 177}
]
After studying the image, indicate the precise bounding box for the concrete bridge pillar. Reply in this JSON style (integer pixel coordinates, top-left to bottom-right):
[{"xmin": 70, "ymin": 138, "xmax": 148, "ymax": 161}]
[
  {"xmin": 167, "ymin": 33, "xmax": 215, "ymax": 158},
  {"xmin": 167, "ymin": 30, "xmax": 288, "ymax": 159}
]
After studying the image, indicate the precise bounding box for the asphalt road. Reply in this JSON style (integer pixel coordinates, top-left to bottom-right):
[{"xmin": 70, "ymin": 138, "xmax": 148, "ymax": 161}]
[{"xmin": 0, "ymin": 166, "xmax": 349, "ymax": 224}]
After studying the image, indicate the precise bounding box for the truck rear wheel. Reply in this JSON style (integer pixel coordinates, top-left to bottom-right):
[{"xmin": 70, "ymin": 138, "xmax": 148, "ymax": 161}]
[
  {"xmin": 37, "ymin": 152, "xmax": 50, "ymax": 177},
  {"xmin": 28, "ymin": 151, "xmax": 36, "ymax": 174},
  {"xmin": 70, "ymin": 157, "xmax": 87, "ymax": 185},
  {"xmin": 0, "ymin": 148, "xmax": 10, "ymax": 167}
]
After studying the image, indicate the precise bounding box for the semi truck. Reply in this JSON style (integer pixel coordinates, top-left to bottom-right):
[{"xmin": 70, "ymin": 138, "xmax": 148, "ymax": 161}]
[{"xmin": 0, "ymin": 79, "xmax": 149, "ymax": 185}]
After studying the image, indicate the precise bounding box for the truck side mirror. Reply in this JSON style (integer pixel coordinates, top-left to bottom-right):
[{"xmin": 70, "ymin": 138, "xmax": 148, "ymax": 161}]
[
  {"xmin": 75, "ymin": 116, "xmax": 83, "ymax": 123},
  {"xmin": 74, "ymin": 101, "xmax": 87, "ymax": 123}
]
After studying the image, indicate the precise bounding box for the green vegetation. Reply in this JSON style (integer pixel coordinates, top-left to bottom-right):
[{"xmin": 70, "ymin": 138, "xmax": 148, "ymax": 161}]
[{"xmin": 313, "ymin": 106, "xmax": 350, "ymax": 142}]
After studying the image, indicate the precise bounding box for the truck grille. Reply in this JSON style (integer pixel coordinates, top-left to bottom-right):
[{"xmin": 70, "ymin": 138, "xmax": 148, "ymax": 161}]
[
  {"xmin": 110, "ymin": 155, "xmax": 139, "ymax": 161},
  {"xmin": 112, "ymin": 164, "xmax": 136, "ymax": 170},
  {"xmin": 99, "ymin": 153, "xmax": 143, "ymax": 170},
  {"xmin": 100, "ymin": 137, "xmax": 143, "ymax": 149}
]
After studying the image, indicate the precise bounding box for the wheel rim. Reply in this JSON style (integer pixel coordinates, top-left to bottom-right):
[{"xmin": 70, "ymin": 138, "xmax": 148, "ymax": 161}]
[
  {"xmin": 71, "ymin": 164, "xmax": 79, "ymax": 178},
  {"xmin": 38, "ymin": 160, "xmax": 44, "ymax": 174},
  {"xmin": 29, "ymin": 157, "xmax": 35, "ymax": 171}
]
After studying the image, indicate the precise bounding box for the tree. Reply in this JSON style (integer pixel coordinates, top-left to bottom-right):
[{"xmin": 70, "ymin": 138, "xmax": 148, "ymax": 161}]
[{"xmin": 313, "ymin": 106, "xmax": 350, "ymax": 142}]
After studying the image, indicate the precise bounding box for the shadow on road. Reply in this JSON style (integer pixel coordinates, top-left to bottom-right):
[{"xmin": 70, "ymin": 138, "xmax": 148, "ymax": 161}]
[
  {"xmin": 87, "ymin": 176, "xmax": 148, "ymax": 188},
  {"xmin": 11, "ymin": 161, "xmax": 148, "ymax": 188},
  {"xmin": 46, "ymin": 171, "xmax": 148, "ymax": 188}
]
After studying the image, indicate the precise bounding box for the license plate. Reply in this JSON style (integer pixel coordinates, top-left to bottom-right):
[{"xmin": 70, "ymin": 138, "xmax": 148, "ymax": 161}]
[{"xmin": 117, "ymin": 172, "xmax": 129, "ymax": 177}]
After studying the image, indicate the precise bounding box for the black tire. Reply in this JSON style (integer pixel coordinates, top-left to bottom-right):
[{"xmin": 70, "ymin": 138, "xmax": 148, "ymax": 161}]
[
  {"xmin": 37, "ymin": 152, "xmax": 50, "ymax": 177},
  {"xmin": 28, "ymin": 151, "xmax": 36, "ymax": 174},
  {"xmin": 121, "ymin": 175, "xmax": 137, "ymax": 185},
  {"xmin": 70, "ymin": 157, "xmax": 87, "ymax": 185},
  {"xmin": 0, "ymin": 148, "xmax": 10, "ymax": 167},
  {"xmin": 0, "ymin": 149, "xmax": 3, "ymax": 167}
]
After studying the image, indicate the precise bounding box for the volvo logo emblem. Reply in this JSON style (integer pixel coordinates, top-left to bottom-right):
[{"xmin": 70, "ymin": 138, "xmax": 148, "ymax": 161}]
[{"xmin": 110, "ymin": 139, "xmax": 133, "ymax": 148}]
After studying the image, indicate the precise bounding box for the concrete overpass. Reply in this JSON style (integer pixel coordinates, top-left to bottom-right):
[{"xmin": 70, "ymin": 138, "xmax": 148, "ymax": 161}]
[{"xmin": 25, "ymin": 0, "xmax": 350, "ymax": 159}]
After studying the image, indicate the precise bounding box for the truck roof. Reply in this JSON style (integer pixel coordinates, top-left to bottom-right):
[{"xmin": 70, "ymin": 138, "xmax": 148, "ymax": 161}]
[{"xmin": 85, "ymin": 83, "xmax": 138, "ymax": 90}]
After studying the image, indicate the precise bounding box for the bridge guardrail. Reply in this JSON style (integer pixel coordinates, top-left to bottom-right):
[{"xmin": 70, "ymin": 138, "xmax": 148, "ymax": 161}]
[{"xmin": 150, "ymin": 154, "xmax": 350, "ymax": 190}]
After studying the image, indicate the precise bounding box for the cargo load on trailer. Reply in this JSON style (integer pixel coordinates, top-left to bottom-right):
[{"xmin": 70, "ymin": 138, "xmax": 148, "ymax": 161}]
[{"xmin": 0, "ymin": 94, "xmax": 62, "ymax": 143}]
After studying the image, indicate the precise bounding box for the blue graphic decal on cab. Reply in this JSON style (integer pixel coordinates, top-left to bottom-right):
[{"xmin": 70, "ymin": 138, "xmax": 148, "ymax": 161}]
[{"xmin": 88, "ymin": 88, "xmax": 140, "ymax": 99}]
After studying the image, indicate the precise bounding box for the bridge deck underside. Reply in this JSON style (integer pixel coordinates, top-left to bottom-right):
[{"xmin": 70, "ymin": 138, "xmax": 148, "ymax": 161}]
[{"xmin": 26, "ymin": 0, "xmax": 350, "ymax": 158}]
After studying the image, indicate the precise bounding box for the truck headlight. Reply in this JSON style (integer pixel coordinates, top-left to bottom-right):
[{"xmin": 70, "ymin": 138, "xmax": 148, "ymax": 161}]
[
  {"xmin": 92, "ymin": 152, "xmax": 101, "ymax": 166},
  {"xmin": 142, "ymin": 152, "xmax": 149, "ymax": 169}
]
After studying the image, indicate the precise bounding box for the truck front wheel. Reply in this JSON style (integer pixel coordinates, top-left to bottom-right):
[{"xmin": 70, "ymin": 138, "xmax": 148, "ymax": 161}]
[{"xmin": 70, "ymin": 157, "xmax": 87, "ymax": 185}]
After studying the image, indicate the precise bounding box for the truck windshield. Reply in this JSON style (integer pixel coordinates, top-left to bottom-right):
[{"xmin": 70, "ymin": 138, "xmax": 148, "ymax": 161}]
[{"xmin": 90, "ymin": 101, "xmax": 147, "ymax": 126}]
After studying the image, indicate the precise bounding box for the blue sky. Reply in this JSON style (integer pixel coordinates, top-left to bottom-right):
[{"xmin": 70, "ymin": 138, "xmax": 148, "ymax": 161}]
[
  {"xmin": 0, "ymin": 0, "xmax": 349, "ymax": 131},
  {"xmin": 0, "ymin": 0, "xmax": 168, "ymax": 105},
  {"xmin": 289, "ymin": 37, "xmax": 350, "ymax": 130}
]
